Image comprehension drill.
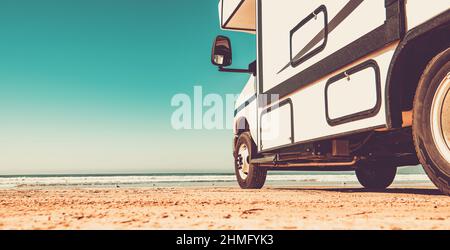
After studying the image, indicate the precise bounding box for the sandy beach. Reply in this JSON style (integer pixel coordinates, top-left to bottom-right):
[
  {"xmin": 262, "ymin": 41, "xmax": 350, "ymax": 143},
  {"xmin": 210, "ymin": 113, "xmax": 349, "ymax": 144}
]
[{"xmin": 0, "ymin": 185, "xmax": 449, "ymax": 230}]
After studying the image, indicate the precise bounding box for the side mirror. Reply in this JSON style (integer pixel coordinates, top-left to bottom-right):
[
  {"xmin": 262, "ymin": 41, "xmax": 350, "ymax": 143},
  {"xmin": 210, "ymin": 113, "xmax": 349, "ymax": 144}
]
[{"xmin": 211, "ymin": 35, "xmax": 232, "ymax": 67}]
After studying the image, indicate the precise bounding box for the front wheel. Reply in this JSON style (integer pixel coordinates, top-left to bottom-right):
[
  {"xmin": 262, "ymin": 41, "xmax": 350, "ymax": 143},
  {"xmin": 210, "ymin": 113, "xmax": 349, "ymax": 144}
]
[
  {"xmin": 355, "ymin": 163, "xmax": 397, "ymax": 190},
  {"xmin": 234, "ymin": 132, "xmax": 267, "ymax": 189},
  {"xmin": 413, "ymin": 48, "xmax": 450, "ymax": 196}
]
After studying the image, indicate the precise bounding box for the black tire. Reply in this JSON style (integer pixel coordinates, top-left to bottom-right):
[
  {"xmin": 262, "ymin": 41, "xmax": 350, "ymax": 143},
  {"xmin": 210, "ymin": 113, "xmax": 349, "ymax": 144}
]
[
  {"xmin": 355, "ymin": 162, "xmax": 397, "ymax": 190},
  {"xmin": 413, "ymin": 48, "xmax": 450, "ymax": 196},
  {"xmin": 234, "ymin": 132, "xmax": 267, "ymax": 189}
]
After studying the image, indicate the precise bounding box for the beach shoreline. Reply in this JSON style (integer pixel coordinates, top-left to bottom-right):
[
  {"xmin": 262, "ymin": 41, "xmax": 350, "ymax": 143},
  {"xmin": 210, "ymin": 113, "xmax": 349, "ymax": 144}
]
[{"xmin": 0, "ymin": 185, "xmax": 448, "ymax": 230}]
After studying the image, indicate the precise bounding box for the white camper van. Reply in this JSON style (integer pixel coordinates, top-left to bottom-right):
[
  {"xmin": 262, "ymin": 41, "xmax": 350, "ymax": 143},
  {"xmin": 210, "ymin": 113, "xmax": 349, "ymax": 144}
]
[{"xmin": 211, "ymin": 0, "xmax": 450, "ymax": 194}]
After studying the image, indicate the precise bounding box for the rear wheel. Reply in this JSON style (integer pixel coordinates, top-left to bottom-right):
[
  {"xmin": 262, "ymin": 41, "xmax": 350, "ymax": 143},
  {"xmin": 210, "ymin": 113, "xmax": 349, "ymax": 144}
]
[
  {"xmin": 413, "ymin": 48, "xmax": 450, "ymax": 196},
  {"xmin": 234, "ymin": 132, "xmax": 267, "ymax": 189},
  {"xmin": 355, "ymin": 162, "xmax": 397, "ymax": 190}
]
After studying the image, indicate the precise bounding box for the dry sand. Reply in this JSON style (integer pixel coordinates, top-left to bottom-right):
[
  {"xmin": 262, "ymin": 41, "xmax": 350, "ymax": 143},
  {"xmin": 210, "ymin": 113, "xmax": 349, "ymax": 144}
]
[{"xmin": 0, "ymin": 186, "xmax": 449, "ymax": 230}]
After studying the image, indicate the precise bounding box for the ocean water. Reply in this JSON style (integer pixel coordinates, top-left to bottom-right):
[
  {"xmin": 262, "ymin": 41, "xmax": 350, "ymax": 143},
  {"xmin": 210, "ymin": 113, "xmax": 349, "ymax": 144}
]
[{"xmin": 0, "ymin": 167, "xmax": 432, "ymax": 189}]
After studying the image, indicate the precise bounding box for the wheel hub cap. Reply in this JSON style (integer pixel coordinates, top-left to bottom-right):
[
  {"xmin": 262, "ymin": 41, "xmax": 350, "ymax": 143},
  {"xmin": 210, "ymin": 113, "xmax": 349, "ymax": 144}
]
[
  {"xmin": 237, "ymin": 144, "xmax": 250, "ymax": 179},
  {"xmin": 431, "ymin": 72, "xmax": 450, "ymax": 164}
]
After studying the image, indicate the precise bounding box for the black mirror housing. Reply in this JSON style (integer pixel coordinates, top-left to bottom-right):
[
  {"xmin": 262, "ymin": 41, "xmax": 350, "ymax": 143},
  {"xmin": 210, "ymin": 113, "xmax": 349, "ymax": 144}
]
[{"xmin": 211, "ymin": 35, "xmax": 232, "ymax": 67}]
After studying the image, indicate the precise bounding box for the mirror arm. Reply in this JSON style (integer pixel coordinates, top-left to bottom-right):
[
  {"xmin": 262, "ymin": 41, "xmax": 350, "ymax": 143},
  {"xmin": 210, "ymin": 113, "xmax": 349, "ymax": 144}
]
[{"xmin": 218, "ymin": 67, "xmax": 254, "ymax": 74}]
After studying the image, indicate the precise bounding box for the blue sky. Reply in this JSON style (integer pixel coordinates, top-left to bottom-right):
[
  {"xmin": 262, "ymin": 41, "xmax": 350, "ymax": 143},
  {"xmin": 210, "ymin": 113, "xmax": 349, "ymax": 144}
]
[{"xmin": 0, "ymin": 0, "xmax": 256, "ymax": 174}]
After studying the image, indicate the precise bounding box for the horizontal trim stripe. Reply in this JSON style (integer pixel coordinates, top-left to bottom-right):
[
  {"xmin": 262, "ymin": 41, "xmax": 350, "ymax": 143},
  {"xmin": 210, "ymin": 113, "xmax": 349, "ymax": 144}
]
[
  {"xmin": 278, "ymin": 0, "xmax": 363, "ymax": 74},
  {"xmin": 234, "ymin": 94, "xmax": 257, "ymax": 117},
  {"xmin": 264, "ymin": 22, "xmax": 399, "ymax": 101}
]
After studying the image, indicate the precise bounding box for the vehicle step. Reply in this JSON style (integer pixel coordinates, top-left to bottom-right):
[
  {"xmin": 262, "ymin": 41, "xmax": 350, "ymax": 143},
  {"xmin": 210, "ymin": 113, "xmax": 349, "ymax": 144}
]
[
  {"xmin": 253, "ymin": 157, "xmax": 359, "ymax": 168},
  {"xmin": 250, "ymin": 156, "xmax": 276, "ymax": 164}
]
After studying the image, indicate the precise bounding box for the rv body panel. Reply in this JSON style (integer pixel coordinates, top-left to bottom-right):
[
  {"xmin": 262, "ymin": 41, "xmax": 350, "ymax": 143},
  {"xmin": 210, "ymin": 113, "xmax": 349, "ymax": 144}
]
[
  {"xmin": 406, "ymin": 0, "xmax": 449, "ymax": 30},
  {"xmin": 255, "ymin": 0, "xmax": 397, "ymax": 151},
  {"xmin": 282, "ymin": 49, "xmax": 394, "ymax": 149},
  {"xmin": 234, "ymin": 75, "xmax": 258, "ymax": 141},
  {"xmin": 258, "ymin": 0, "xmax": 386, "ymax": 93},
  {"xmin": 229, "ymin": 0, "xmax": 449, "ymax": 152}
]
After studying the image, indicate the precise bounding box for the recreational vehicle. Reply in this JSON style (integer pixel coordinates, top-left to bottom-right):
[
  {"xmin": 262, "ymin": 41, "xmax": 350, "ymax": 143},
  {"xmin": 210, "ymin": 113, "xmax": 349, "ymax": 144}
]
[{"xmin": 211, "ymin": 0, "xmax": 450, "ymax": 195}]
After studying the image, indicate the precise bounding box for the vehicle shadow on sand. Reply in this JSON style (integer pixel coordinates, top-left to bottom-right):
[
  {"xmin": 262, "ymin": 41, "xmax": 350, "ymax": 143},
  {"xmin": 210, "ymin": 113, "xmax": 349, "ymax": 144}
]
[{"xmin": 271, "ymin": 187, "xmax": 445, "ymax": 196}]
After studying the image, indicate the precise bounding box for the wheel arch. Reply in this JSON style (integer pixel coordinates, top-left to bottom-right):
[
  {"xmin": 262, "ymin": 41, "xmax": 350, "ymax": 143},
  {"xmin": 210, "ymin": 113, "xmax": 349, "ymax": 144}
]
[
  {"xmin": 234, "ymin": 116, "xmax": 250, "ymax": 135},
  {"xmin": 386, "ymin": 10, "xmax": 450, "ymax": 128},
  {"xmin": 234, "ymin": 116, "xmax": 260, "ymax": 154}
]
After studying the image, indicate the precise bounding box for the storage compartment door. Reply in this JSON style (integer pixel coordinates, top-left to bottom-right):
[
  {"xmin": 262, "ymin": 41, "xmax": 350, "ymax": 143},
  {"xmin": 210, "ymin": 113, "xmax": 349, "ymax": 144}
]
[
  {"xmin": 260, "ymin": 100, "xmax": 294, "ymax": 150},
  {"xmin": 325, "ymin": 60, "xmax": 381, "ymax": 126}
]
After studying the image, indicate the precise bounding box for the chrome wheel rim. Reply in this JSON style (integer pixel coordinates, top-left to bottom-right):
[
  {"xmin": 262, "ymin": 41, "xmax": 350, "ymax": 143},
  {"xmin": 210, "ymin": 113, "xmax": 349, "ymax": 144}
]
[
  {"xmin": 237, "ymin": 144, "xmax": 250, "ymax": 179},
  {"xmin": 430, "ymin": 72, "xmax": 450, "ymax": 164}
]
